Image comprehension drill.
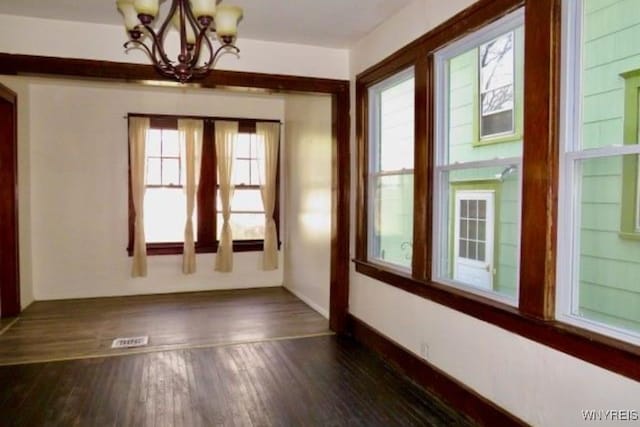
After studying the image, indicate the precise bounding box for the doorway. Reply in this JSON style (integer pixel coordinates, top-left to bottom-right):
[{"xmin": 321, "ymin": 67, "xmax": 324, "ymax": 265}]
[{"xmin": 0, "ymin": 83, "xmax": 20, "ymax": 318}]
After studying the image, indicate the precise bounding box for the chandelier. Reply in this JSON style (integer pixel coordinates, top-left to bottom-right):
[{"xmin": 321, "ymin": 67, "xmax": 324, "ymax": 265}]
[{"xmin": 116, "ymin": 0, "xmax": 243, "ymax": 82}]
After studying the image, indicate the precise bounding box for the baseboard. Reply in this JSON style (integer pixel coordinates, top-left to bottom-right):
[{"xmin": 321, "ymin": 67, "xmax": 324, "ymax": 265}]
[
  {"xmin": 347, "ymin": 314, "xmax": 527, "ymax": 427},
  {"xmin": 284, "ymin": 286, "xmax": 329, "ymax": 319}
]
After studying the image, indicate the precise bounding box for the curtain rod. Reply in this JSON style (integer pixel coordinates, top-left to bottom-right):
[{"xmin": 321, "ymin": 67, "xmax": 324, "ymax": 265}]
[{"xmin": 123, "ymin": 113, "xmax": 282, "ymax": 124}]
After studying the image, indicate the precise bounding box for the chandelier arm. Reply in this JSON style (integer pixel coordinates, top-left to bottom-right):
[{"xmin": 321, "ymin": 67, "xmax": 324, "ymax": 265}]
[
  {"xmin": 185, "ymin": 3, "xmax": 208, "ymax": 68},
  {"xmin": 157, "ymin": 0, "xmax": 179, "ymax": 50},
  {"xmin": 124, "ymin": 39, "xmax": 158, "ymax": 65},
  {"xmin": 140, "ymin": 24, "xmax": 176, "ymax": 68},
  {"xmin": 188, "ymin": 27, "xmax": 213, "ymax": 69},
  {"xmin": 209, "ymin": 44, "xmax": 241, "ymax": 68}
]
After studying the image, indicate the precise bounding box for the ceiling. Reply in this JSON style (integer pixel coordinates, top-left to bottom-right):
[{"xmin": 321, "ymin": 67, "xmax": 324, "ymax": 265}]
[{"xmin": 0, "ymin": 0, "xmax": 414, "ymax": 48}]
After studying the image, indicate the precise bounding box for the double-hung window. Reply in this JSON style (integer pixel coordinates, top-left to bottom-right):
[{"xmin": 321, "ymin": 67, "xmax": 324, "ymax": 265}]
[
  {"xmin": 558, "ymin": 0, "xmax": 640, "ymax": 344},
  {"xmin": 433, "ymin": 9, "xmax": 524, "ymax": 303},
  {"xmin": 144, "ymin": 124, "xmax": 193, "ymax": 244},
  {"xmin": 128, "ymin": 115, "xmax": 280, "ymax": 255},
  {"xmin": 367, "ymin": 68, "xmax": 415, "ymax": 270},
  {"xmin": 216, "ymin": 131, "xmax": 268, "ymax": 241}
]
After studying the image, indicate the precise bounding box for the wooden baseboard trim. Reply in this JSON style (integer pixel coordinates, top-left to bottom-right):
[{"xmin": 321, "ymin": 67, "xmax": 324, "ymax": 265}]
[{"xmin": 347, "ymin": 314, "xmax": 527, "ymax": 427}]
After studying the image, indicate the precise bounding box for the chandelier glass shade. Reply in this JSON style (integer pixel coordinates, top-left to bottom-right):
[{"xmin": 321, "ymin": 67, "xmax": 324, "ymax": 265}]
[{"xmin": 116, "ymin": 0, "xmax": 243, "ymax": 82}]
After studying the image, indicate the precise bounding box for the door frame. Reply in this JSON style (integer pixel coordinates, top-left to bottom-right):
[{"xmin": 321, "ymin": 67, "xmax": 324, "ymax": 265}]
[
  {"xmin": 0, "ymin": 54, "xmax": 350, "ymax": 332},
  {"xmin": 0, "ymin": 82, "xmax": 20, "ymax": 318}
]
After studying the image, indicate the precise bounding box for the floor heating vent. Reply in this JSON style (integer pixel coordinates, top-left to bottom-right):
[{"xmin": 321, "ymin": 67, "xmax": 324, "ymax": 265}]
[{"xmin": 111, "ymin": 336, "xmax": 149, "ymax": 349}]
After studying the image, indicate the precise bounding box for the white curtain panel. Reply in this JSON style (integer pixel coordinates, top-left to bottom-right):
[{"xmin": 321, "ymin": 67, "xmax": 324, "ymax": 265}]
[
  {"xmin": 179, "ymin": 119, "xmax": 203, "ymax": 274},
  {"xmin": 214, "ymin": 120, "xmax": 238, "ymax": 272},
  {"xmin": 256, "ymin": 122, "xmax": 280, "ymax": 270},
  {"xmin": 129, "ymin": 117, "xmax": 150, "ymax": 277}
]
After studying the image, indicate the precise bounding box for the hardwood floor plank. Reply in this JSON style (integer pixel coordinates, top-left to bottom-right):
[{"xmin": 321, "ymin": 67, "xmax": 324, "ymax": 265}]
[
  {"xmin": 0, "ymin": 287, "xmax": 330, "ymax": 365},
  {"xmin": 0, "ymin": 336, "xmax": 472, "ymax": 426}
]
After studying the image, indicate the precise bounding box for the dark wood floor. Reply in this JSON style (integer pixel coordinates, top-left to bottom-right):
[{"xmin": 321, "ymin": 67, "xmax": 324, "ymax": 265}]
[
  {"xmin": 0, "ymin": 335, "xmax": 471, "ymax": 427},
  {"xmin": 0, "ymin": 287, "xmax": 330, "ymax": 365}
]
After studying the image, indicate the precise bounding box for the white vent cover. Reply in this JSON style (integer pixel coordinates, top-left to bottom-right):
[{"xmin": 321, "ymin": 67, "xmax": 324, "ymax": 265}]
[{"xmin": 111, "ymin": 336, "xmax": 149, "ymax": 349}]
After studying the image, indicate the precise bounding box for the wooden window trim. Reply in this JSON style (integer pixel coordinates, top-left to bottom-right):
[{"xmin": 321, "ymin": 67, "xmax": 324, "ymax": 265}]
[
  {"xmin": 355, "ymin": 0, "xmax": 640, "ymax": 382},
  {"xmin": 127, "ymin": 115, "xmax": 281, "ymax": 256}
]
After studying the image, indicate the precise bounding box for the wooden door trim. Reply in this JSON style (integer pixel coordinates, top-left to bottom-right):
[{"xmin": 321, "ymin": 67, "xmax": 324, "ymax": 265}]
[
  {"xmin": 0, "ymin": 82, "xmax": 20, "ymax": 317},
  {"xmin": 0, "ymin": 54, "xmax": 350, "ymax": 332}
]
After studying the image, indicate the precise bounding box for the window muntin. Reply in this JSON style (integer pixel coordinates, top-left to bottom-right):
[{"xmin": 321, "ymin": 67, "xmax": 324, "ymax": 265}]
[
  {"xmin": 479, "ymin": 31, "xmax": 515, "ymax": 138},
  {"xmin": 216, "ymin": 132, "xmax": 267, "ymax": 241},
  {"xmin": 558, "ymin": 0, "xmax": 640, "ymax": 344},
  {"xmin": 146, "ymin": 128, "xmax": 181, "ymax": 186},
  {"xmin": 434, "ymin": 9, "xmax": 523, "ymax": 303},
  {"xmin": 367, "ymin": 68, "xmax": 415, "ymax": 270}
]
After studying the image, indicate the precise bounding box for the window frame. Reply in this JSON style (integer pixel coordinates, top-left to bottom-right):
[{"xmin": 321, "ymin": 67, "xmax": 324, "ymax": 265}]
[
  {"xmin": 620, "ymin": 70, "xmax": 640, "ymax": 240},
  {"xmin": 366, "ymin": 67, "xmax": 416, "ymax": 272},
  {"xmin": 127, "ymin": 114, "xmax": 281, "ymax": 256},
  {"xmin": 355, "ymin": 0, "xmax": 640, "ymax": 383},
  {"xmin": 556, "ymin": 0, "xmax": 640, "ymax": 346},
  {"xmin": 433, "ymin": 9, "xmax": 524, "ymax": 305}
]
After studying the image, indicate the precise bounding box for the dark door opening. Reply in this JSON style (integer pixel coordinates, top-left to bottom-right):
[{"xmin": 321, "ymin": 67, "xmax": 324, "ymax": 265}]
[{"xmin": 0, "ymin": 83, "xmax": 20, "ymax": 318}]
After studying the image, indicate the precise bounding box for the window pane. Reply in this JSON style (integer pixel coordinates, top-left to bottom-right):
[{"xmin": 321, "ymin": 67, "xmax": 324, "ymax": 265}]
[
  {"xmin": 162, "ymin": 130, "xmax": 180, "ymax": 157},
  {"xmin": 217, "ymin": 213, "xmax": 265, "ymax": 240},
  {"xmin": 147, "ymin": 158, "xmax": 161, "ymax": 186},
  {"xmin": 144, "ymin": 188, "xmax": 195, "ymax": 243},
  {"xmin": 572, "ymin": 155, "xmax": 640, "ymax": 335},
  {"xmin": 370, "ymin": 173, "xmax": 414, "ymax": 268},
  {"xmin": 217, "ymin": 189, "xmax": 264, "ymax": 212},
  {"xmin": 235, "ymin": 133, "xmax": 251, "ymax": 158},
  {"xmin": 480, "ymin": 32, "xmax": 515, "ymax": 111},
  {"xmin": 436, "ymin": 165, "xmax": 520, "ymax": 298},
  {"xmin": 378, "ymin": 77, "xmax": 415, "ymax": 172},
  {"xmin": 250, "ymin": 159, "xmax": 262, "ymax": 185},
  {"xmin": 162, "ymin": 158, "xmax": 180, "ymax": 186},
  {"xmin": 234, "ymin": 159, "xmax": 251, "ymax": 185},
  {"xmin": 481, "ymin": 109, "xmax": 514, "ymax": 137},
  {"xmin": 146, "ymin": 130, "xmax": 162, "ymax": 157}
]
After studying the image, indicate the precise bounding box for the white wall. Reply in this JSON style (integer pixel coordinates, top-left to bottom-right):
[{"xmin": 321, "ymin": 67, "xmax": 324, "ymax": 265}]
[
  {"xmin": 0, "ymin": 76, "xmax": 34, "ymax": 309},
  {"xmin": 0, "ymin": 14, "xmax": 349, "ymax": 80},
  {"xmin": 24, "ymin": 77, "xmax": 284, "ymax": 301},
  {"xmin": 282, "ymin": 94, "xmax": 333, "ymax": 318},
  {"xmin": 348, "ymin": 1, "xmax": 640, "ymax": 426}
]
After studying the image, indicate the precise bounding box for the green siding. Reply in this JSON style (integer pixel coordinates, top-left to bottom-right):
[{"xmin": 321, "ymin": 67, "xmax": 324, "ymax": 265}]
[{"xmin": 577, "ymin": 0, "xmax": 640, "ymax": 332}]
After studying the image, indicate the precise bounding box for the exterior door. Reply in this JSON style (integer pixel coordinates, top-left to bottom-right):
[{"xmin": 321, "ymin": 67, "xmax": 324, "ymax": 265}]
[
  {"xmin": 0, "ymin": 83, "xmax": 20, "ymax": 317},
  {"xmin": 453, "ymin": 191, "xmax": 494, "ymax": 290}
]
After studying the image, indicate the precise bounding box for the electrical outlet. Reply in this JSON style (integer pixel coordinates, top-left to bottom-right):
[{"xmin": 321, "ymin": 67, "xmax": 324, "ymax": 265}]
[{"xmin": 419, "ymin": 341, "xmax": 429, "ymax": 359}]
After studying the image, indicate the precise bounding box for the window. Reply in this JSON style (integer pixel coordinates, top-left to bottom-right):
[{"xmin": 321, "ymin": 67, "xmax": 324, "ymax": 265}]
[
  {"xmin": 434, "ymin": 9, "xmax": 523, "ymax": 303},
  {"xmin": 127, "ymin": 116, "xmax": 280, "ymax": 255},
  {"xmin": 144, "ymin": 126, "xmax": 193, "ymax": 243},
  {"xmin": 558, "ymin": 0, "xmax": 640, "ymax": 344},
  {"xmin": 216, "ymin": 132, "xmax": 268, "ymax": 241},
  {"xmin": 479, "ymin": 31, "xmax": 516, "ymax": 138},
  {"xmin": 354, "ymin": 0, "xmax": 640, "ymax": 383},
  {"xmin": 367, "ymin": 68, "xmax": 415, "ymax": 270}
]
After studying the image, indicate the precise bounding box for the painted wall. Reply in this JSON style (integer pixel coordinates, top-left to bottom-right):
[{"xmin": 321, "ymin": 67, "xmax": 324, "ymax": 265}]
[
  {"xmin": 0, "ymin": 76, "xmax": 34, "ymax": 309},
  {"xmin": 282, "ymin": 94, "xmax": 333, "ymax": 318},
  {"xmin": 0, "ymin": 14, "xmax": 349, "ymax": 80},
  {"xmin": 348, "ymin": 0, "xmax": 640, "ymax": 425},
  {"xmin": 23, "ymin": 77, "xmax": 284, "ymax": 301}
]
